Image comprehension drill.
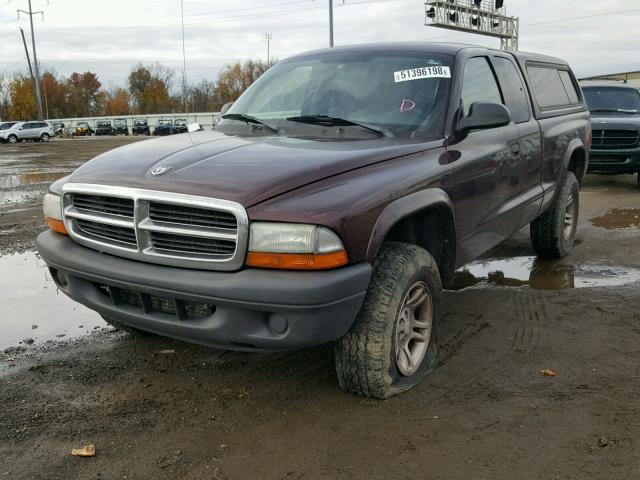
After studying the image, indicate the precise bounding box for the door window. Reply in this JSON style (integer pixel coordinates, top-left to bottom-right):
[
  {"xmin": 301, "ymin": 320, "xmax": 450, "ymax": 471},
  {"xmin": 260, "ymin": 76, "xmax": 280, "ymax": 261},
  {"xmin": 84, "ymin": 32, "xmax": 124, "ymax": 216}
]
[
  {"xmin": 493, "ymin": 57, "xmax": 530, "ymax": 123},
  {"xmin": 461, "ymin": 57, "xmax": 503, "ymax": 116}
]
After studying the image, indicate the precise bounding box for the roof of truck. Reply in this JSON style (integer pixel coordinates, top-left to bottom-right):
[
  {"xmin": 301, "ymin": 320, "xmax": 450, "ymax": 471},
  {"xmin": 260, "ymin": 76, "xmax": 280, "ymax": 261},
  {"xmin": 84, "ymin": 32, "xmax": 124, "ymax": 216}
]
[{"xmin": 287, "ymin": 42, "xmax": 570, "ymax": 67}]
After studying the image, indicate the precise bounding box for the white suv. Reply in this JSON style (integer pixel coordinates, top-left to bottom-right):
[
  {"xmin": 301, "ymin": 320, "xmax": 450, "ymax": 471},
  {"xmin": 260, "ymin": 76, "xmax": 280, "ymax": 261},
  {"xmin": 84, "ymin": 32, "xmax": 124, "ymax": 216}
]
[{"xmin": 0, "ymin": 121, "xmax": 55, "ymax": 143}]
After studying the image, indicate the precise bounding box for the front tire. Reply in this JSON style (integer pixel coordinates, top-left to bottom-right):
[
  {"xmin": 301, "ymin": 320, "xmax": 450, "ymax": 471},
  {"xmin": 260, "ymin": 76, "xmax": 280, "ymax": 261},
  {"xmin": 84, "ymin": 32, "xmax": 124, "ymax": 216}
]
[
  {"xmin": 530, "ymin": 171, "xmax": 579, "ymax": 259},
  {"xmin": 335, "ymin": 242, "xmax": 442, "ymax": 399},
  {"xmin": 7, "ymin": 134, "xmax": 18, "ymax": 144}
]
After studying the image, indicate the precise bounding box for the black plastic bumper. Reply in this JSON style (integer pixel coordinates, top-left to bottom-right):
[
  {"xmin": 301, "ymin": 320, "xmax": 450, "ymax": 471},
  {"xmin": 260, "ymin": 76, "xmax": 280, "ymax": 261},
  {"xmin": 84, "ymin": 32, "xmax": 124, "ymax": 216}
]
[{"xmin": 36, "ymin": 231, "xmax": 372, "ymax": 351}]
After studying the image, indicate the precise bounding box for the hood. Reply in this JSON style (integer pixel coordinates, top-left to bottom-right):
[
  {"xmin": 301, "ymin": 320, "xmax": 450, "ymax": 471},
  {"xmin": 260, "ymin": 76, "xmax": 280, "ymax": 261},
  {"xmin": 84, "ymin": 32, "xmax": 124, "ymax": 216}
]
[
  {"xmin": 69, "ymin": 131, "xmax": 436, "ymax": 207},
  {"xmin": 590, "ymin": 112, "xmax": 640, "ymax": 130}
]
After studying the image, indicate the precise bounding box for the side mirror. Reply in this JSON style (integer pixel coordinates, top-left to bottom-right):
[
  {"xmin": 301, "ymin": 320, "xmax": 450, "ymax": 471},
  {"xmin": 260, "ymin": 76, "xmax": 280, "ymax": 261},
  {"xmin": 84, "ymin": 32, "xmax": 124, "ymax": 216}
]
[
  {"xmin": 220, "ymin": 102, "xmax": 235, "ymax": 116},
  {"xmin": 457, "ymin": 102, "xmax": 511, "ymax": 134}
]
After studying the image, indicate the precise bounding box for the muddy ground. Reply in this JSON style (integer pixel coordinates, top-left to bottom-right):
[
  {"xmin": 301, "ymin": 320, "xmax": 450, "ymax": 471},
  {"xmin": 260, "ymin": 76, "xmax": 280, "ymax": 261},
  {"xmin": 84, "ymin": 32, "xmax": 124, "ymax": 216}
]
[{"xmin": 1, "ymin": 138, "xmax": 639, "ymax": 480}]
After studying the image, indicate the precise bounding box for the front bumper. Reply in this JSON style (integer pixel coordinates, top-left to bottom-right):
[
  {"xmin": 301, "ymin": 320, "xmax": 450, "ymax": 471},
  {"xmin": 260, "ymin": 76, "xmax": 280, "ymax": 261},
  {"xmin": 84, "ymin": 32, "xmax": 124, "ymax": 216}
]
[
  {"xmin": 588, "ymin": 148, "xmax": 640, "ymax": 174},
  {"xmin": 36, "ymin": 231, "xmax": 371, "ymax": 351}
]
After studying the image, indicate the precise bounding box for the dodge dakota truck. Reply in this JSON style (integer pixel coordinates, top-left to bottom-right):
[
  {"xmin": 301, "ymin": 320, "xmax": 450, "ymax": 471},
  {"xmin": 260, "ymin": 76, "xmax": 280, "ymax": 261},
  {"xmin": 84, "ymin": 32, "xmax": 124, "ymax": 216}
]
[{"xmin": 37, "ymin": 43, "xmax": 590, "ymax": 398}]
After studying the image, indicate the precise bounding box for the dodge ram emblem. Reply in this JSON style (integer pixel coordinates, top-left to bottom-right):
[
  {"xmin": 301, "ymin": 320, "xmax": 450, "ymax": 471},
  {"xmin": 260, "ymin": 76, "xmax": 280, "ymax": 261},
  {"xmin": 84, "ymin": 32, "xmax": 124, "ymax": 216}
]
[{"xmin": 150, "ymin": 166, "xmax": 172, "ymax": 176}]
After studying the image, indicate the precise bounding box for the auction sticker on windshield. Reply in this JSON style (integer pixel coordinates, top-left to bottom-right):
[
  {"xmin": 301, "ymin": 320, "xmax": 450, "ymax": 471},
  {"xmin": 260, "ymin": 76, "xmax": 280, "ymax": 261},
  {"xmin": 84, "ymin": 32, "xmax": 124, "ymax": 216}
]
[{"xmin": 394, "ymin": 66, "xmax": 451, "ymax": 83}]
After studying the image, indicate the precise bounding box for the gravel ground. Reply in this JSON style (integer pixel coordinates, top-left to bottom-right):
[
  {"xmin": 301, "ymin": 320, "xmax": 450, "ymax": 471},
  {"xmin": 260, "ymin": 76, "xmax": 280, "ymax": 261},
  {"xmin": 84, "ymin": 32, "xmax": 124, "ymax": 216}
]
[{"xmin": 1, "ymin": 138, "xmax": 639, "ymax": 480}]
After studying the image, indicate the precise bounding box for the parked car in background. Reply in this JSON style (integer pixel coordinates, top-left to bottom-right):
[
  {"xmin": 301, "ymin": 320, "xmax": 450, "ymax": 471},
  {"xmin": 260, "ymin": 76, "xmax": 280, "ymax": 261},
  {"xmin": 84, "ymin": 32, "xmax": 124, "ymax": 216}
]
[
  {"xmin": 173, "ymin": 119, "xmax": 188, "ymax": 134},
  {"xmin": 52, "ymin": 122, "xmax": 65, "ymax": 137},
  {"xmin": 113, "ymin": 119, "xmax": 129, "ymax": 136},
  {"xmin": 153, "ymin": 119, "xmax": 174, "ymax": 136},
  {"xmin": 0, "ymin": 121, "xmax": 19, "ymax": 143},
  {"xmin": 581, "ymin": 80, "xmax": 640, "ymax": 185},
  {"xmin": 73, "ymin": 122, "xmax": 93, "ymax": 137},
  {"xmin": 95, "ymin": 121, "xmax": 114, "ymax": 136},
  {"xmin": 0, "ymin": 121, "xmax": 54, "ymax": 143},
  {"xmin": 37, "ymin": 43, "xmax": 590, "ymax": 399},
  {"xmin": 132, "ymin": 119, "xmax": 151, "ymax": 136}
]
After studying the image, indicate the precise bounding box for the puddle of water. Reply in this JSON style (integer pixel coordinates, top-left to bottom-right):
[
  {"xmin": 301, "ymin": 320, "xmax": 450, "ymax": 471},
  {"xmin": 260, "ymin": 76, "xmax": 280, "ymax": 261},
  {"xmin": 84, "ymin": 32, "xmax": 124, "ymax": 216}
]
[
  {"xmin": 591, "ymin": 209, "xmax": 640, "ymax": 230},
  {"xmin": 0, "ymin": 251, "xmax": 105, "ymax": 351},
  {"xmin": 0, "ymin": 171, "xmax": 69, "ymax": 204},
  {"xmin": 450, "ymin": 256, "xmax": 640, "ymax": 291}
]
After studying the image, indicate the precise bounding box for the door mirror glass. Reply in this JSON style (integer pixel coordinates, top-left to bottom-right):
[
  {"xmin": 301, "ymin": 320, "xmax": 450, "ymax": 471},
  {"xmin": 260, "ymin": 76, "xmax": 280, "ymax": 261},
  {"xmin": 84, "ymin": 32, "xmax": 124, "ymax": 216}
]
[{"xmin": 457, "ymin": 102, "xmax": 511, "ymax": 134}]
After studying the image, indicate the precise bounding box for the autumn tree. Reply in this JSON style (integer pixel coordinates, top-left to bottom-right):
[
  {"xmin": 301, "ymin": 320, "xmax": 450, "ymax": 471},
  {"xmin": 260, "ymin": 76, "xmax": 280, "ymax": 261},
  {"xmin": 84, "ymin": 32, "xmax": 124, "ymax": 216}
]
[
  {"xmin": 189, "ymin": 79, "xmax": 216, "ymax": 112},
  {"xmin": 105, "ymin": 87, "xmax": 131, "ymax": 116},
  {"xmin": 128, "ymin": 63, "xmax": 174, "ymax": 114},
  {"xmin": 66, "ymin": 71, "xmax": 102, "ymax": 117},
  {"xmin": 0, "ymin": 72, "xmax": 11, "ymax": 120},
  {"xmin": 41, "ymin": 71, "xmax": 70, "ymax": 119},
  {"xmin": 8, "ymin": 74, "xmax": 37, "ymax": 120}
]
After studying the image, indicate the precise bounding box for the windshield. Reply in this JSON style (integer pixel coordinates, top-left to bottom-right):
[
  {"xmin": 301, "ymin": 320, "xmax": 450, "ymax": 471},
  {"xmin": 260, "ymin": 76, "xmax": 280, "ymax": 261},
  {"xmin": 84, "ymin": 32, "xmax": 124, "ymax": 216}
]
[
  {"xmin": 158, "ymin": 121, "xmax": 171, "ymax": 125},
  {"xmin": 134, "ymin": 120, "xmax": 146, "ymax": 125},
  {"xmin": 583, "ymin": 86, "xmax": 640, "ymax": 113},
  {"xmin": 221, "ymin": 51, "xmax": 453, "ymax": 139},
  {"xmin": 0, "ymin": 122, "xmax": 17, "ymax": 130},
  {"xmin": 97, "ymin": 122, "xmax": 110, "ymax": 127},
  {"xmin": 115, "ymin": 120, "xmax": 126, "ymax": 126},
  {"xmin": 78, "ymin": 123, "xmax": 89, "ymax": 127}
]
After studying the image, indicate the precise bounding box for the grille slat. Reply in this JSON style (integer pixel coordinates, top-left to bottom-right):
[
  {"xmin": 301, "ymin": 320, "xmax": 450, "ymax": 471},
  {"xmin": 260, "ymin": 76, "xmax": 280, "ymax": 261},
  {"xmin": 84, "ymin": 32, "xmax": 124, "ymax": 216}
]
[
  {"xmin": 73, "ymin": 194, "xmax": 135, "ymax": 217},
  {"xmin": 149, "ymin": 202, "xmax": 237, "ymax": 229},
  {"xmin": 65, "ymin": 187, "xmax": 246, "ymax": 270},
  {"xmin": 150, "ymin": 231, "xmax": 236, "ymax": 255},
  {"xmin": 76, "ymin": 218, "xmax": 137, "ymax": 246},
  {"xmin": 592, "ymin": 129, "xmax": 640, "ymax": 149}
]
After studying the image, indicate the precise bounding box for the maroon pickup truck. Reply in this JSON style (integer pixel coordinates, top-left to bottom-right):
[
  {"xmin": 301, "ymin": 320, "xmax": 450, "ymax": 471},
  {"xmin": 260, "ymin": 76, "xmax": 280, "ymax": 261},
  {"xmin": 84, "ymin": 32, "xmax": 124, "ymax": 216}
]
[{"xmin": 37, "ymin": 43, "xmax": 591, "ymax": 398}]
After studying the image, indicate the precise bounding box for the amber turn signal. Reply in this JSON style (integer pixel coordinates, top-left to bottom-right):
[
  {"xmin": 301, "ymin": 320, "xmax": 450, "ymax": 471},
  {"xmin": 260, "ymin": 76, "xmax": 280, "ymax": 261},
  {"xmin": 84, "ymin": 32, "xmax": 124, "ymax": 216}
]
[
  {"xmin": 246, "ymin": 250, "xmax": 348, "ymax": 270},
  {"xmin": 46, "ymin": 217, "xmax": 69, "ymax": 235}
]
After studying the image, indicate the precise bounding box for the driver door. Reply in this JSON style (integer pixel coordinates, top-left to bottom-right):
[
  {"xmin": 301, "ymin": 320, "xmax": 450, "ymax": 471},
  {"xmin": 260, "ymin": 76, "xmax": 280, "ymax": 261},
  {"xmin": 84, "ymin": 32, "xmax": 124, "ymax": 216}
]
[{"xmin": 445, "ymin": 56, "xmax": 523, "ymax": 265}]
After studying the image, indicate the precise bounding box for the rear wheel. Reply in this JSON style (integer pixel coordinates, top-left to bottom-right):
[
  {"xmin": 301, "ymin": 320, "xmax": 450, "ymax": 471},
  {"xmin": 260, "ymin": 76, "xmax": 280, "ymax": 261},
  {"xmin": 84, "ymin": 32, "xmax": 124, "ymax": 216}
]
[
  {"xmin": 40, "ymin": 133, "xmax": 50, "ymax": 142},
  {"xmin": 335, "ymin": 242, "xmax": 442, "ymax": 399},
  {"xmin": 530, "ymin": 171, "xmax": 579, "ymax": 259},
  {"xmin": 101, "ymin": 316, "xmax": 154, "ymax": 336}
]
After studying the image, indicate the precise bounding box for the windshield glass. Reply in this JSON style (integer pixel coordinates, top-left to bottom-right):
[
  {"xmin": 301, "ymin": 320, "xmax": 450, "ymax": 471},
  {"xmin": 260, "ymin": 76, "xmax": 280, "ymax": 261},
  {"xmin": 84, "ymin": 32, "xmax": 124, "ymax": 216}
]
[
  {"xmin": 97, "ymin": 122, "xmax": 110, "ymax": 127},
  {"xmin": 134, "ymin": 120, "xmax": 146, "ymax": 125},
  {"xmin": 583, "ymin": 86, "xmax": 640, "ymax": 113},
  {"xmin": 221, "ymin": 51, "xmax": 453, "ymax": 139},
  {"xmin": 78, "ymin": 123, "xmax": 89, "ymax": 127},
  {"xmin": 0, "ymin": 122, "xmax": 17, "ymax": 130},
  {"xmin": 158, "ymin": 121, "xmax": 171, "ymax": 125},
  {"xmin": 115, "ymin": 120, "xmax": 126, "ymax": 125}
]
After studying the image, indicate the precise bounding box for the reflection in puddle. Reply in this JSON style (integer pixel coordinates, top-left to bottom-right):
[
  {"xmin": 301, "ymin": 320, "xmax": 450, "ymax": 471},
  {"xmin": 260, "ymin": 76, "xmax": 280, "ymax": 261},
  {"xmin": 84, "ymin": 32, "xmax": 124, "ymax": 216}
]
[
  {"xmin": 450, "ymin": 256, "xmax": 640, "ymax": 291},
  {"xmin": 0, "ymin": 251, "xmax": 105, "ymax": 350},
  {"xmin": 591, "ymin": 209, "xmax": 640, "ymax": 230},
  {"xmin": 0, "ymin": 171, "xmax": 69, "ymax": 204}
]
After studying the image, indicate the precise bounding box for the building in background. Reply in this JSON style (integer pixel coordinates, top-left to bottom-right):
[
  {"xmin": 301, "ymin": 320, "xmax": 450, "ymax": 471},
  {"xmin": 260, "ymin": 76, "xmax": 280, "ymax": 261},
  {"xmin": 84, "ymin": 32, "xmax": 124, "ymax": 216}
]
[{"xmin": 580, "ymin": 71, "xmax": 640, "ymax": 88}]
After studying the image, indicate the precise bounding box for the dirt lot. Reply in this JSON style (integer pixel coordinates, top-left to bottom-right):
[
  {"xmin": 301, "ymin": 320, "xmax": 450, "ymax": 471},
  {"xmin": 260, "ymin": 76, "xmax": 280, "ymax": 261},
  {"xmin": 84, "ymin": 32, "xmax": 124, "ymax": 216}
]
[{"xmin": 1, "ymin": 138, "xmax": 639, "ymax": 480}]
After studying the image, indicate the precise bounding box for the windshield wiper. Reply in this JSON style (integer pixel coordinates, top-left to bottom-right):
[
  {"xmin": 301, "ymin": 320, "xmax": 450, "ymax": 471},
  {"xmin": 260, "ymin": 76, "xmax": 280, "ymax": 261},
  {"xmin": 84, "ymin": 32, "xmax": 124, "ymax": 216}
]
[
  {"xmin": 221, "ymin": 113, "xmax": 279, "ymax": 133},
  {"xmin": 591, "ymin": 108, "xmax": 639, "ymax": 114},
  {"xmin": 286, "ymin": 115, "xmax": 389, "ymax": 137}
]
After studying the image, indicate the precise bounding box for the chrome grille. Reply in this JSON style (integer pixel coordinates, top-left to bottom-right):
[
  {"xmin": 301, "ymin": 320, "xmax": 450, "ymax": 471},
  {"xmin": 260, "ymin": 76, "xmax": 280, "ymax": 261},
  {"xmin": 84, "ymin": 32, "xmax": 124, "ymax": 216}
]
[
  {"xmin": 149, "ymin": 202, "xmax": 237, "ymax": 229},
  {"xmin": 73, "ymin": 194, "xmax": 134, "ymax": 217},
  {"xmin": 592, "ymin": 129, "xmax": 640, "ymax": 150},
  {"xmin": 62, "ymin": 184, "xmax": 248, "ymax": 271},
  {"xmin": 76, "ymin": 218, "xmax": 137, "ymax": 246}
]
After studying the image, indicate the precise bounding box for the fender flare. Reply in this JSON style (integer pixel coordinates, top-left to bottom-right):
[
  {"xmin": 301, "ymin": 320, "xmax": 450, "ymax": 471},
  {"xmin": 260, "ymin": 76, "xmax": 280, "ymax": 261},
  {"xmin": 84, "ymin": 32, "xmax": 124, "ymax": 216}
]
[
  {"xmin": 562, "ymin": 138, "xmax": 588, "ymax": 183},
  {"xmin": 365, "ymin": 188, "xmax": 456, "ymax": 272}
]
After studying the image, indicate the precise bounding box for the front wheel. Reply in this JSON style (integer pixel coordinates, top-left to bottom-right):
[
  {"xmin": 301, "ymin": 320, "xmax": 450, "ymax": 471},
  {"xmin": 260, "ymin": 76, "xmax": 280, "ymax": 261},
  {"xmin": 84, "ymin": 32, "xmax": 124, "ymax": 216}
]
[
  {"xmin": 530, "ymin": 171, "xmax": 579, "ymax": 259},
  {"xmin": 7, "ymin": 135, "xmax": 18, "ymax": 144},
  {"xmin": 335, "ymin": 242, "xmax": 442, "ymax": 399}
]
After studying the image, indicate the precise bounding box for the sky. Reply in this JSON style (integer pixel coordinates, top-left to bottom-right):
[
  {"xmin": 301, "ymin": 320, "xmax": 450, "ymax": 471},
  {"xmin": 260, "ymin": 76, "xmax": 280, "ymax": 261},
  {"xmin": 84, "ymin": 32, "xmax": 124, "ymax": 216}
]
[{"xmin": 0, "ymin": 0, "xmax": 639, "ymax": 92}]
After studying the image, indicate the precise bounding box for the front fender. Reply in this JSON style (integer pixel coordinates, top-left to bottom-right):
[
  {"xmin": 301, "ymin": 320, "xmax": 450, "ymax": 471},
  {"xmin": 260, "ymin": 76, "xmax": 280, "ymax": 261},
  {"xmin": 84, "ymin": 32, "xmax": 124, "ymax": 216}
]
[{"xmin": 365, "ymin": 188, "xmax": 455, "ymax": 262}]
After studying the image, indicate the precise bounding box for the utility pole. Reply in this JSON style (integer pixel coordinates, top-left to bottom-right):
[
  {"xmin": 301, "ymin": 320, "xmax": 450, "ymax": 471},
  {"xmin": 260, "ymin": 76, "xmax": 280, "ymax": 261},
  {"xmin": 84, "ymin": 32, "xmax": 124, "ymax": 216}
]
[
  {"xmin": 19, "ymin": 27, "xmax": 39, "ymax": 116},
  {"xmin": 329, "ymin": 0, "xmax": 334, "ymax": 47},
  {"xmin": 180, "ymin": 0, "xmax": 188, "ymax": 114},
  {"xmin": 18, "ymin": 0, "xmax": 44, "ymax": 120},
  {"xmin": 263, "ymin": 33, "xmax": 272, "ymax": 64}
]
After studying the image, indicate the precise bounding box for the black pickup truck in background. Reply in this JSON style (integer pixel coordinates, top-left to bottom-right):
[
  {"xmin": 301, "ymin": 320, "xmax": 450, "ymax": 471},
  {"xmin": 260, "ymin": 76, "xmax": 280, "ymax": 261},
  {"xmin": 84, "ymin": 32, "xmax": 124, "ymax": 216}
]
[
  {"xmin": 37, "ymin": 43, "xmax": 590, "ymax": 398},
  {"xmin": 581, "ymin": 80, "xmax": 640, "ymax": 185}
]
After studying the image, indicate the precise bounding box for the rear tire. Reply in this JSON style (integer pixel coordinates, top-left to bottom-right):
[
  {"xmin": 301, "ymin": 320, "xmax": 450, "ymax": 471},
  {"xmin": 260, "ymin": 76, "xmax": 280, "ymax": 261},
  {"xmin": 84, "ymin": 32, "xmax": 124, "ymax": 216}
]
[
  {"xmin": 335, "ymin": 242, "xmax": 442, "ymax": 399},
  {"xmin": 101, "ymin": 316, "xmax": 154, "ymax": 336},
  {"xmin": 530, "ymin": 171, "xmax": 579, "ymax": 259},
  {"xmin": 41, "ymin": 133, "xmax": 50, "ymax": 142}
]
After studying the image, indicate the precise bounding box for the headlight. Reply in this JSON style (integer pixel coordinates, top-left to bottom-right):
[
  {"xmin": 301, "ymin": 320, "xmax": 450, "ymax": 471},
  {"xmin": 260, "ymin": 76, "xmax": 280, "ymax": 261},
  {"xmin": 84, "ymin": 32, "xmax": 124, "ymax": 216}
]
[
  {"xmin": 246, "ymin": 222, "xmax": 348, "ymax": 270},
  {"xmin": 43, "ymin": 178, "xmax": 69, "ymax": 235}
]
